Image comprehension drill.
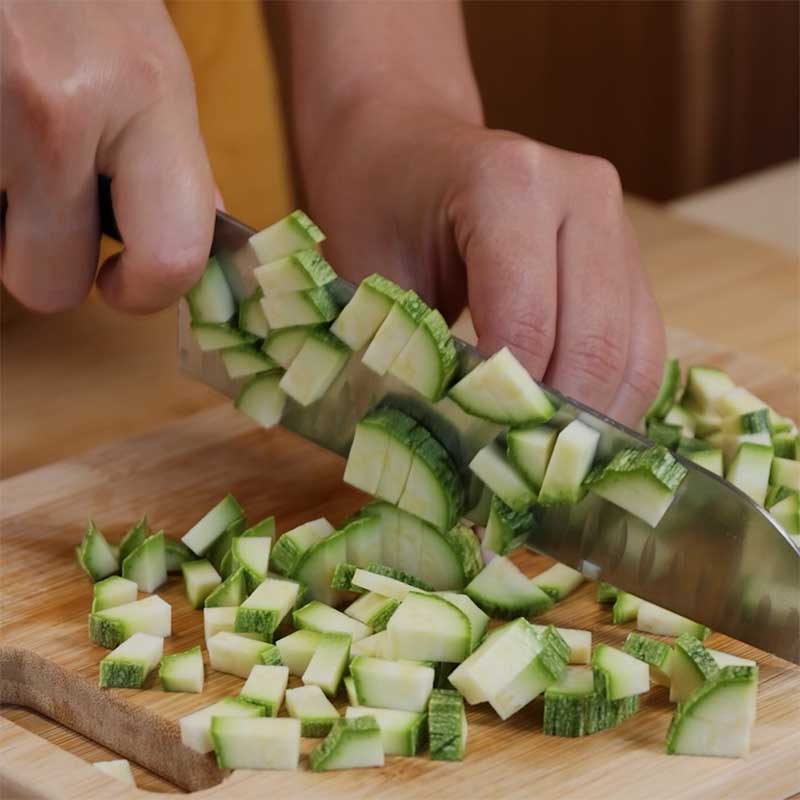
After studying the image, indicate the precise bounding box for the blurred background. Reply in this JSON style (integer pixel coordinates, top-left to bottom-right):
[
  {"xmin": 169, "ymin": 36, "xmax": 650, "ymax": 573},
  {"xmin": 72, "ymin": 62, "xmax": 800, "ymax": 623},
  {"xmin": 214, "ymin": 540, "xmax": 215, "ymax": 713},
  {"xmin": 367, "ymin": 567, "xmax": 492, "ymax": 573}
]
[{"xmin": 2, "ymin": 0, "xmax": 799, "ymax": 478}]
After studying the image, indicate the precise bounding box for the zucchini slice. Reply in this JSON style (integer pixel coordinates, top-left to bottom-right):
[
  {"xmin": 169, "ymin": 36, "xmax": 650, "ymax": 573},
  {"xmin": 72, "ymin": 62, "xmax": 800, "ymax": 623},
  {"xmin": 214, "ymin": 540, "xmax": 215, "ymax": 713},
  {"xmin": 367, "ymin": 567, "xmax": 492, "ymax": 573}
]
[
  {"xmin": 181, "ymin": 494, "xmax": 244, "ymax": 557},
  {"xmin": 309, "ymin": 716, "xmax": 385, "ymax": 772},
  {"xmin": 668, "ymin": 633, "xmax": 719, "ymax": 703},
  {"xmin": 99, "ymin": 632, "xmax": 163, "ymax": 689},
  {"xmin": 239, "ymin": 664, "xmax": 290, "ymax": 716},
  {"xmin": 78, "ymin": 520, "xmax": 119, "ymax": 582},
  {"xmin": 464, "ymin": 555, "xmax": 553, "ymax": 619},
  {"xmin": 469, "ymin": 441, "xmax": 536, "ymax": 512},
  {"xmin": 345, "ymin": 706, "xmax": 425, "ymax": 757},
  {"xmin": 362, "ymin": 290, "xmax": 429, "ymax": 376},
  {"xmin": 207, "ymin": 631, "xmax": 279, "ymax": 678},
  {"xmin": 539, "ymin": 420, "xmax": 601, "ymax": 506},
  {"xmin": 89, "ymin": 595, "xmax": 171, "ymax": 649},
  {"xmin": 211, "ymin": 716, "xmax": 300, "ymax": 770},
  {"xmin": 285, "ymin": 684, "xmax": 340, "ymax": 737},
  {"xmin": 91, "ymin": 576, "xmax": 138, "ymax": 613},
  {"xmin": 234, "ymin": 369, "xmax": 288, "ymax": 429},
  {"xmin": 180, "ymin": 697, "xmax": 264, "ymax": 754},
  {"xmin": 507, "ymin": 425, "xmax": 557, "ymax": 491},
  {"xmin": 350, "ymin": 656, "xmax": 435, "ymax": 713},
  {"xmin": 182, "ymin": 559, "xmax": 222, "ymax": 609},
  {"xmin": 330, "ymin": 273, "xmax": 405, "ymax": 351},
  {"xmin": 592, "ymin": 644, "xmax": 650, "ymax": 700},
  {"xmin": 159, "ymin": 645, "xmax": 204, "ymax": 694},
  {"xmin": 302, "ymin": 632, "xmax": 351, "ymax": 697},
  {"xmin": 238, "ymin": 287, "xmax": 270, "ymax": 339},
  {"xmin": 260, "ymin": 286, "xmax": 339, "ymax": 330},
  {"xmin": 530, "ymin": 562, "xmax": 584, "ymax": 601},
  {"xmin": 248, "ymin": 210, "xmax": 326, "ymax": 264},
  {"xmin": 279, "ymin": 328, "xmax": 350, "ymax": 407},
  {"xmin": 254, "ymin": 250, "xmax": 336, "ymax": 294},
  {"xmin": 428, "ymin": 689, "xmax": 467, "ymax": 761},
  {"xmin": 185, "ymin": 256, "xmax": 235, "ymax": 323},
  {"xmin": 274, "ymin": 629, "xmax": 321, "ymax": 676},
  {"xmin": 121, "ymin": 530, "xmax": 167, "ymax": 594}
]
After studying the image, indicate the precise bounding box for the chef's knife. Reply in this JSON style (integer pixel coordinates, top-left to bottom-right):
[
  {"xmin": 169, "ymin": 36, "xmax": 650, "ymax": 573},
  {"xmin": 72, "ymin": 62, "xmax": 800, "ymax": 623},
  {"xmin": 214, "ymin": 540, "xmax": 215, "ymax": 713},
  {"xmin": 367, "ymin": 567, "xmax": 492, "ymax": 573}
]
[{"xmin": 98, "ymin": 182, "xmax": 800, "ymax": 663}]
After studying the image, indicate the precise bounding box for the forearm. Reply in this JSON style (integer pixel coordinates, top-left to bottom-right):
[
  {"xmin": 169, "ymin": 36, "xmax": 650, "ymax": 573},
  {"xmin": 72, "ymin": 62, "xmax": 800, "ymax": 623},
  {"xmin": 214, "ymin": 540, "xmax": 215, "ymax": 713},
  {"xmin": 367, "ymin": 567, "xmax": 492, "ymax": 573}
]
[{"xmin": 284, "ymin": 1, "xmax": 483, "ymax": 175}]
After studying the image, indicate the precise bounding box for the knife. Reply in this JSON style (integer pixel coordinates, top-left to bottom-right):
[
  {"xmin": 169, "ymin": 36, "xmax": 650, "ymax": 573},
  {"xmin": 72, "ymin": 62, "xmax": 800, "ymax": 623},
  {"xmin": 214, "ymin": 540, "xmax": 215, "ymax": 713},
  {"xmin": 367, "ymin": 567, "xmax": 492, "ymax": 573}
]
[{"xmin": 98, "ymin": 180, "xmax": 800, "ymax": 663}]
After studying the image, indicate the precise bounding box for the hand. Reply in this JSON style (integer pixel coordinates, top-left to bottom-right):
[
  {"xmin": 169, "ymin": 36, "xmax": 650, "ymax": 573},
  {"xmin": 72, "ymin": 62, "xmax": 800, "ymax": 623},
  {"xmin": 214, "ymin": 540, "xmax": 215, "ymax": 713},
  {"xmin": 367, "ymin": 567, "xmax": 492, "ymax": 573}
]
[
  {"xmin": 0, "ymin": 0, "xmax": 215, "ymax": 313},
  {"xmin": 301, "ymin": 104, "xmax": 665, "ymax": 426}
]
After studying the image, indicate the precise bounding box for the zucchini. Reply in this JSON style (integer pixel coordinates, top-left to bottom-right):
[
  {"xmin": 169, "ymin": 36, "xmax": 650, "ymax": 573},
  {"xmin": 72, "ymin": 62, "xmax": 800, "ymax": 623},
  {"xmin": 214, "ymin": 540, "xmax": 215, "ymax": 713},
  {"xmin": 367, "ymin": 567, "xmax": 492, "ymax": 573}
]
[
  {"xmin": 121, "ymin": 530, "xmax": 167, "ymax": 593},
  {"xmin": 596, "ymin": 582, "xmax": 618, "ymax": 604},
  {"xmin": 164, "ymin": 538, "xmax": 197, "ymax": 572},
  {"xmin": 684, "ymin": 447, "xmax": 723, "ymax": 476},
  {"xmin": 464, "ymin": 556, "xmax": 553, "ymax": 619},
  {"xmin": 181, "ymin": 494, "xmax": 244, "ymax": 557},
  {"xmin": 239, "ymin": 664, "xmax": 290, "ymax": 716},
  {"xmin": 345, "ymin": 706, "xmax": 425, "ymax": 757},
  {"xmin": 221, "ymin": 345, "xmax": 277, "ymax": 379},
  {"xmin": 611, "ymin": 591, "xmax": 642, "ymax": 624},
  {"xmin": 206, "ymin": 515, "xmax": 245, "ymax": 575},
  {"xmin": 770, "ymin": 492, "xmax": 799, "ymax": 535},
  {"xmin": 772, "ymin": 431, "xmax": 797, "ymax": 459},
  {"xmin": 351, "ymin": 630, "xmax": 392, "ymax": 659},
  {"xmin": 203, "ymin": 606, "xmax": 242, "ymax": 643},
  {"xmin": 330, "ymin": 273, "xmax": 405, "ymax": 351},
  {"xmin": 293, "ymin": 600, "xmax": 371, "ymax": 641},
  {"xmin": 539, "ymin": 420, "xmax": 601, "ymax": 506},
  {"xmin": 351, "ymin": 564, "xmax": 431, "ymax": 598},
  {"xmin": 98, "ymin": 632, "xmax": 163, "ymax": 689},
  {"xmin": 89, "ymin": 595, "xmax": 171, "ymax": 649},
  {"xmin": 238, "ymin": 287, "xmax": 270, "ymax": 339},
  {"xmin": 345, "ymin": 592, "xmax": 398, "ymax": 632},
  {"xmin": 248, "ymin": 210, "xmax": 325, "ymax": 264},
  {"xmin": 714, "ymin": 386, "xmax": 767, "ymax": 418},
  {"xmin": 262, "ymin": 325, "xmax": 317, "ymax": 369},
  {"xmin": 285, "ymin": 684, "xmax": 340, "ymax": 737},
  {"xmin": 664, "ymin": 405, "xmax": 696, "ymax": 438},
  {"xmin": 362, "ymin": 289, "xmax": 429, "ymax": 376},
  {"xmin": 443, "ymin": 523, "xmax": 483, "ymax": 582},
  {"xmin": 91, "ymin": 576, "xmax": 138, "ymax": 613},
  {"xmin": 469, "ymin": 441, "xmax": 536, "ymax": 511},
  {"xmin": 254, "ymin": 249, "xmax": 336, "ymax": 294},
  {"xmin": 683, "ymin": 366, "xmax": 734, "ymax": 413},
  {"xmin": 436, "ymin": 591, "xmax": 490, "ymax": 652},
  {"xmin": 720, "ymin": 407, "xmax": 770, "ymax": 435},
  {"xmin": 275, "ymin": 629, "xmax": 321, "ymax": 676},
  {"xmin": 428, "ymin": 689, "xmax": 467, "ymax": 761},
  {"xmin": 191, "ymin": 321, "xmax": 257, "ymax": 351},
  {"xmin": 78, "ymin": 520, "xmax": 119, "ymax": 582},
  {"xmin": 235, "ymin": 576, "xmax": 301, "ymax": 640},
  {"xmin": 118, "ymin": 516, "xmax": 149, "ymax": 564},
  {"xmin": 182, "ymin": 559, "xmax": 222, "ymax": 609},
  {"xmin": 646, "ymin": 420, "xmax": 682, "ymax": 449},
  {"xmin": 309, "ymin": 716, "xmax": 385, "ymax": 771},
  {"xmin": 622, "ymin": 632, "xmax": 671, "ymax": 687},
  {"xmin": 211, "ymin": 716, "xmax": 300, "ymax": 770},
  {"xmin": 293, "ymin": 529, "xmax": 348, "ymax": 606},
  {"xmin": 668, "ymin": 633, "xmax": 719, "ymax": 703},
  {"xmin": 261, "ymin": 285, "xmax": 339, "ymax": 330},
  {"xmin": 530, "ymin": 562, "xmax": 584, "ymax": 601},
  {"xmin": 279, "ymin": 328, "xmax": 351, "ymax": 407},
  {"xmin": 206, "ymin": 631, "xmax": 279, "ymax": 678},
  {"xmin": 159, "ymin": 645, "xmax": 204, "ymax": 693},
  {"xmin": 204, "ymin": 566, "xmax": 247, "ymax": 608},
  {"xmin": 234, "ymin": 369, "xmax": 287, "ymax": 429},
  {"xmin": 592, "ymin": 644, "xmax": 650, "ymax": 700},
  {"xmin": 483, "ymin": 496, "xmax": 536, "ymax": 555},
  {"xmin": 645, "ymin": 357, "xmax": 681, "ymax": 420},
  {"xmin": 448, "ymin": 347, "xmax": 554, "ymax": 426},
  {"xmin": 270, "ymin": 517, "xmax": 334, "ymax": 577},
  {"xmin": 93, "ymin": 760, "xmax": 135, "ymax": 787},
  {"xmin": 350, "ymin": 656, "xmax": 435, "ymax": 712},
  {"xmin": 344, "ymin": 676, "xmax": 360, "ymax": 707},
  {"xmin": 230, "ymin": 535, "xmax": 271, "ymax": 590},
  {"xmin": 770, "ymin": 456, "xmax": 800, "ymax": 491},
  {"xmin": 179, "ymin": 697, "xmax": 264, "ymax": 754},
  {"xmin": 637, "ymin": 601, "xmax": 708, "ymax": 639},
  {"xmin": 708, "ymin": 649, "xmax": 756, "ymax": 669},
  {"xmin": 585, "ymin": 445, "xmax": 687, "ymax": 527},
  {"xmin": 507, "ymin": 425, "xmax": 557, "ymax": 491},
  {"xmin": 529, "ymin": 624, "xmax": 592, "ymax": 665},
  {"xmin": 185, "ymin": 256, "xmax": 235, "ymax": 323},
  {"xmin": 343, "ymin": 412, "xmax": 393, "ymax": 496},
  {"xmin": 302, "ymin": 632, "xmax": 352, "ymax": 696}
]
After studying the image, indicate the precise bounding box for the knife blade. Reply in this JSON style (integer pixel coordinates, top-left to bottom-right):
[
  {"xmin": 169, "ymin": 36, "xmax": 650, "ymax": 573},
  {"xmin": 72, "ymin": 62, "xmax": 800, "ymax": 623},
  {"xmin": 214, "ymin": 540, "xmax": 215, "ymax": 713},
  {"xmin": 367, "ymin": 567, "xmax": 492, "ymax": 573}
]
[{"xmin": 99, "ymin": 188, "xmax": 800, "ymax": 663}]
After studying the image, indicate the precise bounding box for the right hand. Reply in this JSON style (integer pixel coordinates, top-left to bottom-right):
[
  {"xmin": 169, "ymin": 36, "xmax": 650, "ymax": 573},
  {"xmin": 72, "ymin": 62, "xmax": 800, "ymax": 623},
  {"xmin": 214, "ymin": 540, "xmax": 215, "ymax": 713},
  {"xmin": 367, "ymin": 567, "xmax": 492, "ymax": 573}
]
[{"xmin": 0, "ymin": 0, "xmax": 215, "ymax": 314}]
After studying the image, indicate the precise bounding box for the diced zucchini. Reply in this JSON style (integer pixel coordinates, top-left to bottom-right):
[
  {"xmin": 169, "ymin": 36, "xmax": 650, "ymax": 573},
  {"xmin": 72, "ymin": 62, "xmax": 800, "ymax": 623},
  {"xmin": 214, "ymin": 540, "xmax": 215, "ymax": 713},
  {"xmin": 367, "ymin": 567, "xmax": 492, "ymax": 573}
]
[
  {"xmin": 207, "ymin": 631, "xmax": 279, "ymax": 678},
  {"xmin": 647, "ymin": 420, "xmax": 682, "ymax": 449},
  {"xmin": 206, "ymin": 515, "xmax": 245, "ymax": 575},
  {"xmin": 231, "ymin": 535, "xmax": 270, "ymax": 591},
  {"xmin": 690, "ymin": 407, "xmax": 723, "ymax": 437},
  {"xmin": 596, "ymin": 582, "xmax": 618, "ymax": 604},
  {"xmin": 121, "ymin": 530, "xmax": 166, "ymax": 593},
  {"xmin": 469, "ymin": 441, "xmax": 536, "ymax": 511},
  {"xmin": 612, "ymin": 591, "xmax": 642, "ymax": 624},
  {"xmin": 93, "ymin": 759, "xmax": 135, "ymax": 787},
  {"xmin": 351, "ymin": 631, "xmax": 392, "ymax": 659},
  {"xmin": 668, "ymin": 633, "xmax": 720, "ymax": 703},
  {"xmin": 351, "ymin": 567, "xmax": 421, "ymax": 600},
  {"xmin": 204, "ymin": 566, "xmax": 247, "ymax": 608},
  {"xmin": 182, "ymin": 560, "xmax": 221, "ymax": 609},
  {"xmin": 389, "ymin": 308, "xmax": 458, "ymax": 401},
  {"xmin": 720, "ymin": 407, "xmax": 770, "ymax": 435},
  {"xmin": 118, "ymin": 516, "xmax": 149, "ymax": 563},
  {"xmin": 531, "ymin": 563, "xmax": 584, "ymax": 601},
  {"xmin": 343, "ymin": 414, "xmax": 392, "ymax": 496},
  {"xmin": 464, "ymin": 556, "xmax": 553, "ymax": 619},
  {"xmin": 483, "ymin": 496, "xmax": 536, "ymax": 555},
  {"xmin": 685, "ymin": 447, "xmax": 724, "ymax": 476},
  {"xmin": 211, "ymin": 716, "xmax": 300, "ymax": 770},
  {"xmin": 345, "ymin": 706, "xmax": 425, "ymax": 757},
  {"xmin": 665, "ymin": 665, "xmax": 758, "ymax": 758},
  {"xmin": 443, "ymin": 523, "xmax": 483, "ymax": 583},
  {"xmin": 234, "ymin": 369, "xmax": 287, "ymax": 429},
  {"xmin": 260, "ymin": 285, "xmax": 339, "ymax": 329},
  {"xmin": 372, "ymin": 409, "xmax": 421, "ymax": 505},
  {"xmin": 683, "ymin": 366, "xmax": 734, "ymax": 413},
  {"xmin": 302, "ymin": 632, "xmax": 352, "ymax": 696},
  {"xmin": 309, "ymin": 716, "xmax": 385, "ymax": 772},
  {"xmin": 622, "ymin": 632, "xmax": 672, "ymax": 687},
  {"xmin": 387, "ymin": 592, "xmax": 472, "ymax": 663},
  {"xmin": 770, "ymin": 456, "xmax": 800, "ymax": 491},
  {"xmin": 221, "ymin": 345, "xmax": 277, "ymax": 379},
  {"xmin": 293, "ymin": 530, "xmax": 348, "ymax": 606},
  {"xmin": 191, "ymin": 321, "xmax": 257, "ymax": 351},
  {"xmin": 539, "ymin": 420, "xmax": 601, "ymax": 506},
  {"xmin": 529, "ymin": 624, "xmax": 592, "ymax": 665},
  {"xmin": 78, "ymin": 520, "xmax": 119, "ymax": 582},
  {"xmin": 428, "ymin": 689, "xmax": 467, "ymax": 761},
  {"xmin": 239, "ymin": 664, "xmax": 290, "ymax": 716},
  {"xmin": 362, "ymin": 290, "xmax": 429, "ymax": 376},
  {"xmin": 345, "ymin": 592, "xmax": 398, "ymax": 632},
  {"xmin": 180, "ymin": 697, "xmax": 264, "ymax": 754},
  {"xmin": 645, "ymin": 357, "xmax": 681, "ymax": 420},
  {"xmin": 181, "ymin": 494, "xmax": 244, "ymax": 557},
  {"xmin": 344, "ymin": 676, "xmax": 360, "ymax": 706},
  {"xmin": 592, "ymin": 644, "xmax": 650, "ymax": 700},
  {"xmin": 270, "ymin": 517, "xmax": 333, "ymax": 577},
  {"xmin": 770, "ymin": 493, "xmax": 799, "ymax": 535},
  {"xmin": 262, "ymin": 325, "xmax": 316, "ymax": 369},
  {"xmin": 279, "ymin": 328, "xmax": 350, "ymax": 406},
  {"xmin": 637, "ymin": 601, "xmax": 708, "ymax": 639},
  {"xmin": 772, "ymin": 431, "xmax": 797, "ymax": 459},
  {"xmin": 448, "ymin": 347, "xmax": 554, "ymax": 425},
  {"xmin": 204, "ymin": 606, "xmax": 240, "ymax": 643},
  {"xmin": 715, "ymin": 387, "xmax": 767, "ymax": 418},
  {"xmin": 708, "ymin": 649, "xmax": 756, "ymax": 669},
  {"xmin": 89, "ymin": 595, "xmax": 171, "ymax": 649},
  {"xmin": 164, "ymin": 538, "xmax": 197, "ymax": 573},
  {"xmin": 249, "ymin": 210, "xmax": 325, "ymax": 264},
  {"xmin": 664, "ymin": 405, "xmax": 696, "ymax": 438},
  {"xmin": 236, "ymin": 576, "xmax": 301, "ymax": 640},
  {"xmin": 436, "ymin": 591, "xmax": 490, "ymax": 652},
  {"xmin": 275, "ymin": 629, "xmax": 321, "ymax": 676},
  {"xmin": 159, "ymin": 645, "xmax": 204, "ymax": 693},
  {"xmin": 507, "ymin": 425, "xmax": 557, "ymax": 492},
  {"xmin": 285, "ymin": 684, "xmax": 340, "ymax": 737},
  {"xmin": 185, "ymin": 256, "xmax": 235, "ymax": 323},
  {"xmin": 350, "ymin": 656, "xmax": 435, "ymax": 712},
  {"xmin": 238, "ymin": 287, "xmax": 270, "ymax": 339},
  {"xmin": 91, "ymin": 576, "xmax": 138, "ymax": 613},
  {"xmin": 586, "ymin": 445, "xmax": 688, "ymax": 527},
  {"xmin": 330, "ymin": 273, "xmax": 404, "ymax": 350},
  {"xmin": 98, "ymin": 632, "xmax": 163, "ymax": 689},
  {"xmin": 254, "ymin": 249, "xmax": 336, "ymax": 294},
  {"xmin": 464, "ymin": 481, "xmax": 493, "ymax": 527},
  {"xmin": 293, "ymin": 601, "xmax": 371, "ymax": 641}
]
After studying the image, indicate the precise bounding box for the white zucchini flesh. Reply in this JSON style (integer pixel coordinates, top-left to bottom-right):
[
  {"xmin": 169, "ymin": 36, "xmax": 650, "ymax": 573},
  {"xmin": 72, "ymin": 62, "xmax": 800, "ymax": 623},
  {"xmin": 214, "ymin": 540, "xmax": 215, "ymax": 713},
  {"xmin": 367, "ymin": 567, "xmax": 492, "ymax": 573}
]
[
  {"xmin": 235, "ymin": 370, "xmax": 287, "ymax": 429},
  {"xmin": 637, "ymin": 601, "xmax": 708, "ymax": 639},
  {"xmin": 669, "ymin": 635, "xmax": 720, "ymax": 704},
  {"xmin": 121, "ymin": 530, "xmax": 167, "ymax": 593},
  {"xmin": 506, "ymin": 425, "xmax": 557, "ymax": 491},
  {"xmin": 683, "ymin": 366, "xmax": 734, "ymax": 413},
  {"xmin": 182, "ymin": 560, "xmax": 222, "ymax": 609},
  {"xmin": 254, "ymin": 250, "xmax": 335, "ymax": 294},
  {"xmin": 240, "ymin": 664, "xmax": 290, "ymax": 716},
  {"xmin": 302, "ymin": 633, "xmax": 352, "ymax": 696},
  {"xmin": 350, "ymin": 656, "xmax": 435, "ymax": 712},
  {"xmin": 714, "ymin": 387, "xmax": 768, "ymax": 418},
  {"xmin": 191, "ymin": 322, "xmax": 256, "ymax": 351},
  {"xmin": 275, "ymin": 629, "xmax": 322, "ymax": 676},
  {"xmin": 464, "ymin": 556, "xmax": 553, "ymax": 619},
  {"xmin": 343, "ymin": 421, "xmax": 391, "ymax": 496},
  {"xmin": 159, "ymin": 646, "xmax": 204, "ymax": 694},
  {"xmin": 181, "ymin": 494, "xmax": 244, "ymax": 557},
  {"xmin": 207, "ymin": 632, "xmax": 277, "ymax": 678},
  {"xmin": 345, "ymin": 706, "xmax": 425, "ymax": 757},
  {"xmin": 538, "ymin": 420, "xmax": 600, "ymax": 505},
  {"xmin": 270, "ymin": 517, "xmax": 334, "ymax": 576},
  {"xmin": 231, "ymin": 536, "xmax": 271, "ymax": 583},
  {"xmin": 262, "ymin": 326, "xmax": 314, "ymax": 369},
  {"xmin": 436, "ymin": 592, "xmax": 490, "ymax": 652},
  {"xmin": 93, "ymin": 760, "xmax": 136, "ymax": 787},
  {"xmin": 285, "ymin": 684, "xmax": 340, "ymax": 734},
  {"xmin": 293, "ymin": 601, "xmax": 372, "ymax": 641},
  {"xmin": 351, "ymin": 568, "xmax": 416, "ymax": 600},
  {"xmin": 330, "ymin": 274, "xmax": 403, "ymax": 350},
  {"xmin": 221, "ymin": 346, "xmax": 276, "ymax": 379},
  {"xmin": 248, "ymin": 210, "xmax": 325, "ymax": 264},
  {"xmin": 91, "ymin": 576, "xmax": 138, "ymax": 613},
  {"xmin": 529, "ymin": 624, "xmax": 592, "ymax": 665},
  {"xmin": 180, "ymin": 697, "xmax": 264, "ymax": 754},
  {"xmin": 89, "ymin": 595, "xmax": 172, "ymax": 649},
  {"xmin": 351, "ymin": 630, "xmax": 393, "ymax": 659},
  {"xmin": 279, "ymin": 330, "xmax": 350, "ymax": 407},
  {"xmin": 530, "ymin": 563, "xmax": 585, "ymax": 601},
  {"xmin": 770, "ymin": 457, "xmax": 800, "ymax": 491},
  {"xmin": 99, "ymin": 633, "xmax": 163, "ymax": 688},
  {"xmin": 185, "ymin": 257, "xmax": 235, "ymax": 323},
  {"xmin": 293, "ymin": 531, "xmax": 349, "ymax": 607},
  {"xmin": 708, "ymin": 649, "xmax": 756, "ymax": 669},
  {"xmin": 469, "ymin": 441, "xmax": 536, "ymax": 511},
  {"xmin": 236, "ymin": 577, "xmax": 300, "ymax": 638},
  {"xmin": 211, "ymin": 716, "xmax": 301, "ymax": 770},
  {"xmin": 592, "ymin": 644, "xmax": 650, "ymax": 700},
  {"xmin": 309, "ymin": 718, "xmax": 385, "ymax": 771},
  {"xmin": 204, "ymin": 607, "xmax": 262, "ymax": 645},
  {"xmin": 361, "ymin": 292, "xmax": 427, "ymax": 376}
]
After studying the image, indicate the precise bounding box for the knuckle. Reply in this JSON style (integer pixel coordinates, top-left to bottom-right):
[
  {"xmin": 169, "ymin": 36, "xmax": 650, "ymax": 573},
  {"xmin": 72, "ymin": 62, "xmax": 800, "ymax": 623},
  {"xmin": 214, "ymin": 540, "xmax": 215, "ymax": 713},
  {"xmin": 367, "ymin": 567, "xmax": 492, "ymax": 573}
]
[
  {"xmin": 566, "ymin": 329, "xmax": 627, "ymax": 393},
  {"xmin": 148, "ymin": 245, "xmax": 208, "ymax": 294},
  {"xmin": 467, "ymin": 135, "xmax": 545, "ymax": 194},
  {"xmin": 582, "ymin": 156, "xmax": 624, "ymax": 210},
  {"xmin": 494, "ymin": 315, "xmax": 556, "ymax": 379},
  {"xmin": 127, "ymin": 45, "xmax": 192, "ymax": 103}
]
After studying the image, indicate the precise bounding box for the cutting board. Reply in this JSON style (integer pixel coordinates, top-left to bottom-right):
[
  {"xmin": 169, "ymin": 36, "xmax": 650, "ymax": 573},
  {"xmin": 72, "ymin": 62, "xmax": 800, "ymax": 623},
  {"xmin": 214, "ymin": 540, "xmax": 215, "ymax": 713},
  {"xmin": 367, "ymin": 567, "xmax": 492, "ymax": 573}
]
[{"xmin": 1, "ymin": 329, "xmax": 798, "ymax": 800}]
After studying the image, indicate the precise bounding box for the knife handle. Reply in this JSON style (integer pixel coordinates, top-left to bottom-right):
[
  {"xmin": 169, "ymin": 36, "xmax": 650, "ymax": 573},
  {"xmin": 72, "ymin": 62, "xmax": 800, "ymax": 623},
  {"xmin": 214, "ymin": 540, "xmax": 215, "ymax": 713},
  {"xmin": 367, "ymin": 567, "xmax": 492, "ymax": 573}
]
[{"xmin": 98, "ymin": 175, "xmax": 122, "ymax": 243}]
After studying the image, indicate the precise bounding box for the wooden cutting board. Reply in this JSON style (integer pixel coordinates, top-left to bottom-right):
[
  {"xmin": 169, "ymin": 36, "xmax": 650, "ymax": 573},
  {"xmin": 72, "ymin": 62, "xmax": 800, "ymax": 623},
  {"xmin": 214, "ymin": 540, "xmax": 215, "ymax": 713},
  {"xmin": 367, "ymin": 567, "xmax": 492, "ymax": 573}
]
[{"xmin": 1, "ymin": 329, "xmax": 798, "ymax": 800}]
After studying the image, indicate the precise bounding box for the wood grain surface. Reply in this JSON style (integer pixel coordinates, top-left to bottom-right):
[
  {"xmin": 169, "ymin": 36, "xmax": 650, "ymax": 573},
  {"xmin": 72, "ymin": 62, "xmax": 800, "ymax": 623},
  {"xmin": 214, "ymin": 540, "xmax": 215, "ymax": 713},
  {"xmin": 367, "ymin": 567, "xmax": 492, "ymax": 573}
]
[{"xmin": 1, "ymin": 331, "xmax": 798, "ymax": 800}]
